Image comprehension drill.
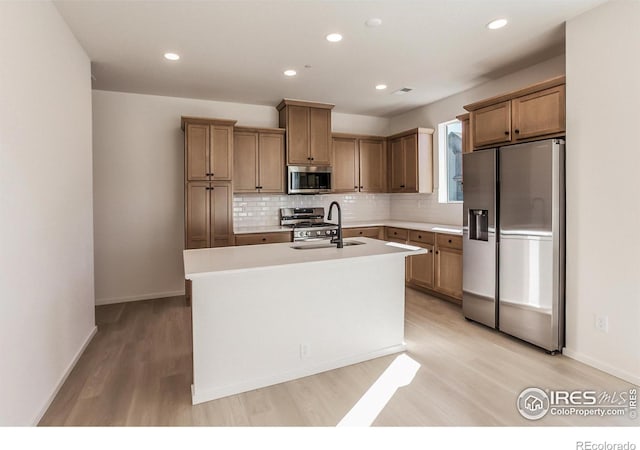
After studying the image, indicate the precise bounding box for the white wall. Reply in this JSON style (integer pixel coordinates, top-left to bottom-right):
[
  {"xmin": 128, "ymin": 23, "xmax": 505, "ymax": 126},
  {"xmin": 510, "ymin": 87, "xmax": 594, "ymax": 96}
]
[
  {"xmin": 92, "ymin": 90, "xmax": 389, "ymax": 304},
  {"xmin": 388, "ymin": 55, "xmax": 566, "ymax": 226},
  {"xmin": 0, "ymin": 1, "xmax": 95, "ymax": 425},
  {"xmin": 564, "ymin": 0, "xmax": 640, "ymax": 385}
]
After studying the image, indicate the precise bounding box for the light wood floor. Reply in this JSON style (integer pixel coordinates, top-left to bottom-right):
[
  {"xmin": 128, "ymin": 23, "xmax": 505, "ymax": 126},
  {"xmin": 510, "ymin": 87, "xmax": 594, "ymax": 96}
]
[{"xmin": 40, "ymin": 288, "xmax": 636, "ymax": 426}]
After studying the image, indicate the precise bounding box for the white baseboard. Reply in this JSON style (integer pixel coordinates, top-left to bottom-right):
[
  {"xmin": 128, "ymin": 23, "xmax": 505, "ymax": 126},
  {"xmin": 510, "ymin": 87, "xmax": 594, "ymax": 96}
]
[
  {"xmin": 563, "ymin": 347, "xmax": 640, "ymax": 386},
  {"xmin": 33, "ymin": 326, "xmax": 98, "ymax": 426},
  {"xmin": 191, "ymin": 343, "xmax": 407, "ymax": 405},
  {"xmin": 95, "ymin": 290, "xmax": 185, "ymax": 305}
]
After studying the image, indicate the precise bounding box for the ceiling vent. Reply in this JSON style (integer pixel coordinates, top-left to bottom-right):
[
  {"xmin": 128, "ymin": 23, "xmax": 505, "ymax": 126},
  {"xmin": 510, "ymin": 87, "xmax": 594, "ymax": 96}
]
[{"xmin": 393, "ymin": 87, "xmax": 414, "ymax": 95}]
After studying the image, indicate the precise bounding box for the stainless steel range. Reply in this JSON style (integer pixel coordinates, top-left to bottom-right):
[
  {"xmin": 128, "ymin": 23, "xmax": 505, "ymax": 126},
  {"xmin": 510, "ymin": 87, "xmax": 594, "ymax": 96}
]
[{"xmin": 280, "ymin": 207, "xmax": 339, "ymax": 242}]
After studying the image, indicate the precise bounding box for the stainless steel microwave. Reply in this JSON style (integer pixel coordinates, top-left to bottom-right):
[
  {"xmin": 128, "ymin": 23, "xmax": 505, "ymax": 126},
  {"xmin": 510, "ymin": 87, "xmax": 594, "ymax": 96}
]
[{"xmin": 287, "ymin": 166, "xmax": 332, "ymax": 194}]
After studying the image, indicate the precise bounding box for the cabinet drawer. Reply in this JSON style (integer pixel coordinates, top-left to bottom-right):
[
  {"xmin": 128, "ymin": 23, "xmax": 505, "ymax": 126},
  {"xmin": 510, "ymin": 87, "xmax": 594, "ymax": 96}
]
[
  {"xmin": 343, "ymin": 227, "xmax": 382, "ymax": 239},
  {"xmin": 235, "ymin": 232, "xmax": 292, "ymax": 246},
  {"xmin": 408, "ymin": 230, "xmax": 435, "ymax": 245},
  {"xmin": 436, "ymin": 233, "xmax": 462, "ymax": 250},
  {"xmin": 385, "ymin": 227, "xmax": 408, "ymax": 241}
]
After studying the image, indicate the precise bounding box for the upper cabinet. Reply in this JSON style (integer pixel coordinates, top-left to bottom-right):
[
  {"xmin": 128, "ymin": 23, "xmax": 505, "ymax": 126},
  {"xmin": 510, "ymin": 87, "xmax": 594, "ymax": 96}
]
[
  {"xmin": 464, "ymin": 76, "xmax": 565, "ymax": 150},
  {"xmin": 387, "ymin": 128, "xmax": 434, "ymax": 193},
  {"xmin": 233, "ymin": 127, "xmax": 285, "ymax": 194},
  {"xmin": 332, "ymin": 133, "xmax": 386, "ymax": 193},
  {"xmin": 455, "ymin": 113, "xmax": 473, "ymax": 154},
  {"xmin": 277, "ymin": 99, "xmax": 334, "ymax": 166},
  {"xmin": 182, "ymin": 117, "xmax": 237, "ymax": 181}
]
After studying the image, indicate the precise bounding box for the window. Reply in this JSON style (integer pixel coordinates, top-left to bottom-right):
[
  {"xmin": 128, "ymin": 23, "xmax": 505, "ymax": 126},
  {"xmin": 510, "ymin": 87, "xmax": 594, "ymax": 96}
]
[{"xmin": 438, "ymin": 119, "xmax": 463, "ymax": 203}]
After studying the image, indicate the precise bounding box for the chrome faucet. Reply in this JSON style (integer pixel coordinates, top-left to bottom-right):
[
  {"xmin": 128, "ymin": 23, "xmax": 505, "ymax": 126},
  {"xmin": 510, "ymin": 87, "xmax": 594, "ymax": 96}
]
[{"xmin": 327, "ymin": 201, "xmax": 343, "ymax": 248}]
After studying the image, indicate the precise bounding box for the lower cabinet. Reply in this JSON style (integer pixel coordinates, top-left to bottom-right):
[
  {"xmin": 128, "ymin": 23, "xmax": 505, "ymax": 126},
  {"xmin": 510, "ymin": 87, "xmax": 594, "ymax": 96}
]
[
  {"xmin": 185, "ymin": 181, "xmax": 233, "ymax": 249},
  {"xmin": 407, "ymin": 231, "xmax": 435, "ymax": 289},
  {"xmin": 384, "ymin": 226, "xmax": 463, "ymax": 304},
  {"xmin": 434, "ymin": 234, "xmax": 463, "ymax": 300},
  {"xmin": 235, "ymin": 231, "xmax": 292, "ymax": 246}
]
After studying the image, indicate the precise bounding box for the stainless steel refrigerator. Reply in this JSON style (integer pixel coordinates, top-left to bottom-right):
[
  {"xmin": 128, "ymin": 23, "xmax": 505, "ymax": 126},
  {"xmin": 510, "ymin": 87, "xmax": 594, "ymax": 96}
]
[{"xmin": 462, "ymin": 139, "xmax": 565, "ymax": 352}]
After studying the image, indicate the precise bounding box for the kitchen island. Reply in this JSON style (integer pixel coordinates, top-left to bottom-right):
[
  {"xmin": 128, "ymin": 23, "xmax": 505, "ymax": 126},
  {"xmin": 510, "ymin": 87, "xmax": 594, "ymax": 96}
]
[{"xmin": 184, "ymin": 237, "xmax": 424, "ymax": 405}]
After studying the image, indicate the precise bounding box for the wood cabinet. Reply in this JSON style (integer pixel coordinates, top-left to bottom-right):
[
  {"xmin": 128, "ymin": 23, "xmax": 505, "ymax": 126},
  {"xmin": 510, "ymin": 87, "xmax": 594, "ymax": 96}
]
[
  {"xmin": 332, "ymin": 133, "xmax": 386, "ymax": 193},
  {"xmin": 407, "ymin": 231, "xmax": 435, "ymax": 289},
  {"xmin": 277, "ymin": 99, "xmax": 334, "ymax": 166},
  {"xmin": 233, "ymin": 127, "xmax": 285, "ymax": 193},
  {"xmin": 234, "ymin": 231, "xmax": 292, "ymax": 246},
  {"xmin": 182, "ymin": 117, "xmax": 236, "ymax": 181},
  {"xmin": 185, "ymin": 181, "xmax": 233, "ymax": 249},
  {"xmin": 182, "ymin": 117, "xmax": 235, "ymax": 253},
  {"xmin": 342, "ymin": 226, "xmax": 383, "ymax": 239},
  {"xmin": 384, "ymin": 226, "xmax": 462, "ymax": 303},
  {"xmin": 465, "ymin": 76, "xmax": 565, "ymax": 150},
  {"xmin": 434, "ymin": 234, "xmax": 463, "ymax": 300},
  {"xmin": 387, "ymin": 128, "xmax": 434, "ymax": 193},
  {"xmin": 456, "ymin": 113, "xmax": 473, "ymax": 154}
]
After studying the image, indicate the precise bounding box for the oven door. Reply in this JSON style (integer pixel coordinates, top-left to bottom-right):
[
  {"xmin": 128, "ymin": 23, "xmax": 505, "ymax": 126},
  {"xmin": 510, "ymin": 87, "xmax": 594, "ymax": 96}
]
[{"xmin": 288, "ymin": 166, "xmax": 332, "ymax": 194}]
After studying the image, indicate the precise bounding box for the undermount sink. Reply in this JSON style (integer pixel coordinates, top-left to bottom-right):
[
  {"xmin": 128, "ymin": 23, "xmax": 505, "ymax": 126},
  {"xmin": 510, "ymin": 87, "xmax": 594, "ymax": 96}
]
[{"xmin": 290, "ymin": 240, "xmax": 366, "ymax": 250}]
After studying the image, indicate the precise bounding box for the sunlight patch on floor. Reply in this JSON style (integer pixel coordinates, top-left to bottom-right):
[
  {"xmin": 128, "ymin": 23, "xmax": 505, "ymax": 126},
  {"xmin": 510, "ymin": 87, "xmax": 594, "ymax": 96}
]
[{"xmin": 337, "ymin": 353, "xmax": 421, "ymax": 427}]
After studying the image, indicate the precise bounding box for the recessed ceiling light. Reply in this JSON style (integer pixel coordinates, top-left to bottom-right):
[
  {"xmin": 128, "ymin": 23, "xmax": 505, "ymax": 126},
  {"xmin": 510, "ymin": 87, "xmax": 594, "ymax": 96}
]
[
  {"xmin": 164, "ymin": 52, "xmax": 180, "ymax": 61},
  {"xmin": 284, "ymin": 69, "xmax": 297, "ymax": 77},
  {"xmin": 365, "ymin": 18, "xmax": 382, "ymax": 27},
  {"xmin": 375, "ymin": 84, "xmax": 387, "ymax": 90},
  {"xmin": 487, "ymin": 18, "xmax": 508, "ymax": 30},
  {"xmin": 326, "ymin": 33, "xmax": 343, "ymax": 43}
]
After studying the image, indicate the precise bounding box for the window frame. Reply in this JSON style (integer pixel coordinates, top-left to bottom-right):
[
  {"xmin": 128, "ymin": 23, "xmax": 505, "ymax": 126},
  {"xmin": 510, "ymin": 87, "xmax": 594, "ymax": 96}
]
[{"xmin": 437, "ymin": 119, "xmax": 464, "ymax": 204}]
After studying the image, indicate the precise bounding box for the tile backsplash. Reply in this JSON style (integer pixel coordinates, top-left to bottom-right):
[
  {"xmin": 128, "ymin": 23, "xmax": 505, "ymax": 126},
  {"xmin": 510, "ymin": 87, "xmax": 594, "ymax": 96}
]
[
  {"xmin": 390, "ymin": 190, "xmax": 463, "ymax": 226},
  {"xmin": 233, "ymin": 190, "xmax": 463, "ymax": 228},
  {"xmin": 233, "ymin": 193, "xmax": 391, "ymax": 228}
]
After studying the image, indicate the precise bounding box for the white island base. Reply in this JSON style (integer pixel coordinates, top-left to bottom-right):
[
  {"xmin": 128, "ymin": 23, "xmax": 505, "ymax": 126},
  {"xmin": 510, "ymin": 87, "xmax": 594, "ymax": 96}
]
[{"xmin": 184, "ymin": 237, "xmax": 424, "ymax": 405}]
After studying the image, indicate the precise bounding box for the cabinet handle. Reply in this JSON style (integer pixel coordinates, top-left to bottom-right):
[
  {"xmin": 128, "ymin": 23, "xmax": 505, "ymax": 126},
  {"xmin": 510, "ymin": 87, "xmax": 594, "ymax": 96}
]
[
  {"xmin": 515, "ymin": 129, "xmax": 520, "ymax": 134},
  {"xmin": 418, "ymin": 235, "xmax": 422, "ymax": 239},
  {"xmin": 354, "ymin": 186, "xmax": 358, "ymax": 189},
  {"xmin": 504, "ymin": 131, "xmax": 509, "ymax": 136},
  {"xmin": 448, "ymin": 239, "xmax": 452, "ymax": 243},
  {"xmin": 400, "ymin": 184, "xmax": 405, "ymax": 188},
  {"xmin": 394, "ymin": 232, "xmax": 398, "ymax": 235},
  {"xmin": 261, "ymin": 238, "xmax": 266, "ymax": 241},
  {"xmin": 359, "ymin": 231, "xmax": 363, "ymax": 235},
  {"xmin": 359, "ymin": 186, "xmax": 363, "ymax": 189},
  {"xmin": 436, "ymin": 250, "xmax": 439, "ymax": 254}
]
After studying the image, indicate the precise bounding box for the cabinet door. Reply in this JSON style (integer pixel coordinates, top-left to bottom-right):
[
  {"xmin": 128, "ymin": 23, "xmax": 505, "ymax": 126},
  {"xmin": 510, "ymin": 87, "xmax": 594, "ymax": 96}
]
[
  {"xmin": 185, "ymin": 182, "xmax": 211, "ymax": 249},
  {"xmin": 235, "ymin": 232, "xmax": 292, "ymax": 246},
  {"xmin": 309, "ymin": 108, "xmax": 331, "ymax": 165},
  {"xmin": 186, "ymin": 124, "xmax": 210, "ymax": 181},
  {"xmin": 211, "ymin": 181, "xmax": 232, "ymax": 247},
  {"xmin": 211, "ymin": 125, "xmax": 232, "ymax": 180},
  {"xmin": 435, "ymin": 247, "xmax": 463, "ymax": 299},
  {"xmin": 402, "ymin": 134, "xmax": 418, "ymax": 193},
  {"xmin": 258, "ymin": 133, "xmax": 285, "ymax": 193},
  {"xmin": 359, "ymin": 139, "xmax": 385, "ymax": 192},
  {"xmin": 408, "ymin": 242, "xmax": 434, "ymax": 288},
  {"xmin": 332, "ymin": 137, "xmax": 359, "ymax": 192},
  {"xmin": 233, "ymin": 131, "xmax": 258, "ymax": 192},
  {"xmin": 512, "ymin": 85, "xmax": 565, "ymax": 141},
  {"xmin": 471, "ymin": 101, "xmax": 512, "ymax": 148},
  {"xmin": 460, "ymin": 116, "xmax": 473, "ymax": 153},
  {"xmin": 287, "ymin": 105, "xmax": 310, "ymax": 165},
  {"xmin": 390, "ymin": 138, "xmax": 405, "ymax": 192}
]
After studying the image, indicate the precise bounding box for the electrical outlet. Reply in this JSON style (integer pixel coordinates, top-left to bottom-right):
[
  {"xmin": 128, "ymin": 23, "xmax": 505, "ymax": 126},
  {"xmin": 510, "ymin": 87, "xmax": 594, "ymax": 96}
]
[
  {"xmin": 595, "ymin": 315, "xmax": 609, "ymax": 333},
  {"xmin": 300, "ymin": 343, "xmax": 310, "ymax": 359}
]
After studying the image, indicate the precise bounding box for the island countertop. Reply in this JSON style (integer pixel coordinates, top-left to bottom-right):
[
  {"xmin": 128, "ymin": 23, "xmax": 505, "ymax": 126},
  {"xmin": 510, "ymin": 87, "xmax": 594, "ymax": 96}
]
[{"xmin": 184, "ymin": 237, "xmax": 423, "ymax": 278}]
